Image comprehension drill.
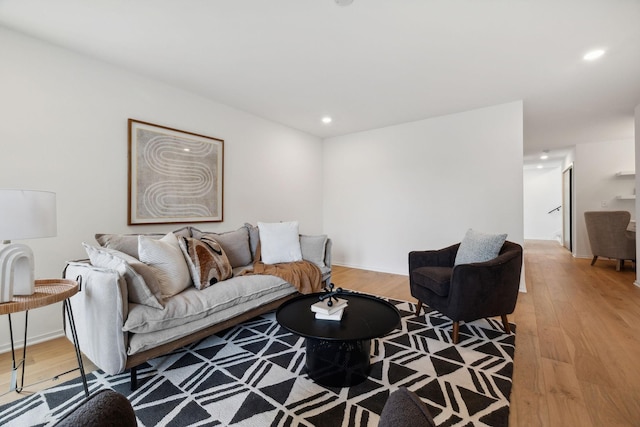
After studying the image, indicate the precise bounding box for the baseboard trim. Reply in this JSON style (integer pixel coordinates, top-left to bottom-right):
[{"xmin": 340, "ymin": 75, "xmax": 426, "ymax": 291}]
[
  {"xmin": 0, "ymin": 330, "xmax": 64, "ymax": 354},
  {"xmin": 331, "ymin": 262, "xmax": 408, "ymax": 276}
]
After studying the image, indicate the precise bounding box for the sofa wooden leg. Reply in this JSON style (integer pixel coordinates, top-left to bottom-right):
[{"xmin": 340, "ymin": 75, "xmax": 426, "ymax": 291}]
[
  {"xmin": 130, "ymin": 367, "xmax": 138, "ymax": 391},
  {"xmin": 617, "ymin": 259, "xmax": 623, "ymax": 271},
  {"xmin": 501, "ymin": 315, "xmax": 511, "ymax": 334},
  {"xmin": 452, "ymin": 321, "xmax": 460, "ymax": 344},
  {"xmin": 415, "ymin": 300, "xmax": 423, "ymax": 316},
  {"xmin": 590, "ymin": 256, "xmax": 598, "ymax": 266}
]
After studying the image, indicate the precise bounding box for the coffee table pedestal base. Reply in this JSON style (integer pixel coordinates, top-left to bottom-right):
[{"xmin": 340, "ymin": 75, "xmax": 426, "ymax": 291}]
[{"xmin": 305, "ymin": 338, "xmax": 371, "ymax": 387}]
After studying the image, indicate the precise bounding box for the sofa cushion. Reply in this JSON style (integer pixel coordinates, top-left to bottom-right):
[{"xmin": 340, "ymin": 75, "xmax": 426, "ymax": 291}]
[
  {"xmin": 454, "ymin": 228, "xmax": 507, "ymax": 266},
  {"xmin": 244, "ymin": 223, "xmax": 260, "ymax": 261},
  {"xmin": 82, "ymin": 243, "xmax": 163, "ymax": 309},
  {"xmin": 379, "ymin": 387, "xmax": 436, "ymax": 427},
  {"xmin": 95, "ymin": 227, "xmax": 191, "ymax": 259},
  {"xmin": 138, "ymin": 233, "xmax": 191, "ymax": 298},
  {"xmin": 192, "ymin": 227, "xmax": 252, "ymax": 268},
  {"xmin": 126, "ymin": 277, "xmax": 297, "ymax": 355},
  {"xmin": 300, "ymin": 234, "xmax": 328, "ymax": 268},
  {"xmin": 177, "ymin": 235, "xmax": 232, "ymax": 290},
  {"xmin": 124, "ymin": 274, "xmax": 295, "ymax": 335},
  {"xmin": 258, "ymin": 221, "xmax": 303, "ymax": 264},
  {"xmin": 95, "ymin": 233, "xmax": 164, "ymax": 259},
  {"xmin": 411, "ymin": 266, "xmax": 452, "ymax": 297}
]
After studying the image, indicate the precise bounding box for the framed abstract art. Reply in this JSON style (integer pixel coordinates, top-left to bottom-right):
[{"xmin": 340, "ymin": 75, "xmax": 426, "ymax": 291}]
[{"xmin": 128, "ymin": 119, "xmax": 224, "ymax": 224}]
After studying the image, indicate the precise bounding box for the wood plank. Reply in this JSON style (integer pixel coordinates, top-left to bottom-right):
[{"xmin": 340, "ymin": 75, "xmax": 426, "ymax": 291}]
[
  {"xmin": 0, "ymin": 338, "xmax": 96, "ymax": 406},
  {"xmin": 510, "ymin": 330, "xmax": 549, "ymax": 426},
  {"xmin": 541, "ymin": 358, "xmax": 593, "ymax": 427},
  {"xmin": 582, "ymin": 381, "xmax": 640, "ymax": 426}
]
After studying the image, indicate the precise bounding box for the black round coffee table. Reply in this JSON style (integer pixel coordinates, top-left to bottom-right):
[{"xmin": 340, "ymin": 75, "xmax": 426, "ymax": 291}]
[{"xmin": 276, "ymin": 292, "xmax": 400, "ymax": 387}]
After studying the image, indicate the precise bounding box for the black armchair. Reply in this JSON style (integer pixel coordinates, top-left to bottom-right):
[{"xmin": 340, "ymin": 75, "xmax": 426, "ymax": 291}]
[{"xmin": 409, "ymin": 241, "xmax": 523, "ymax": 344}]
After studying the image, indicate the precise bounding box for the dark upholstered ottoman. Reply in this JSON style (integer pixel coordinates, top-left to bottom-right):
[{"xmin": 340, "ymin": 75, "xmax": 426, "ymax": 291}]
[
  {"xmin": 378, "ymin": 387, "xmax": 436, "ymax": 427},
  {"xmin": 54, "ymin": 389, "xmax": 136, "ymax": 427}
]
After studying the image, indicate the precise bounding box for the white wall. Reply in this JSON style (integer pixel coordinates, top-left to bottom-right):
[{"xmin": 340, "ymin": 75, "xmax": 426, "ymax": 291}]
[
  {"xmin": 574, "ymin": 139, "xmax": 636, "ymax": 258},
  {"xmin": 523, "ymin": 166, "xmax": 563, "ymax": 241},
  {"xmin": 563, "ymin": 149, "xmax": 576, "ymax": 171},
  {"xmin": 323, "ymin": 102, "xmax": 524, "ymax": 275},
  {"xmin": 0, "ymin": 28, "xmax": 324, "ymax": 350}
]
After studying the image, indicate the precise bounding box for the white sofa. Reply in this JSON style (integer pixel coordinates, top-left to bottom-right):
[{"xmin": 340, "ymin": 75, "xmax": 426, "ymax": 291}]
[{"xmin": 63, "ymin": 223, "xmax": 331, "ymax": 388}]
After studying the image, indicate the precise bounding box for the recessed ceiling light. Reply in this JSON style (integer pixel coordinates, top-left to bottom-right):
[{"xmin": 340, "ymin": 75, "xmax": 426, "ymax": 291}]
[
  {"xmin": 322, "ymin": 116, "xmax": 332, "ymax": 124},
  {"xmin": 583, "ymin": 49, "xmax": 605, "ymax": 61},
  {"xmin": 540, "ymin": 154, "xmax": 548, "ymax": 160},
  {"xmin": 537, "ymin": 165, "xmax": 543, "ymax": 169}
]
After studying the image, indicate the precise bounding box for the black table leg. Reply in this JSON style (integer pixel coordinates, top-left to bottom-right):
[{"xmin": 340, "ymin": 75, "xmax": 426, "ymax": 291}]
[
  {"xmin": 7, "ymin": 312, "xmax": 28, "ymax": 393},
  {"xmin": 305, "ymin": 338, "xmax": 371, "ymax": 387},
  {"xmin": 64, "ymin": 300, "xmax": 89, "ymax": 398}
]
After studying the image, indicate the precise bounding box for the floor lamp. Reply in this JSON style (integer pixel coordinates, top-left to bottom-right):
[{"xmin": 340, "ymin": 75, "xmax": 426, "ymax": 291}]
[{"xmin": 0, "ymin": 190, "xmax": 57, "ymax": 302}]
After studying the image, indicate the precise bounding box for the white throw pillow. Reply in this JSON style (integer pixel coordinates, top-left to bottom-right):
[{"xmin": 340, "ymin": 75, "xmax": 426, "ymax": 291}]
[
  {"xmin": 258, "ymin": 221, "xmax": 303, "ymax": 264},
  {"xmin": 138, "ymin": 233, "xmax": 192, "ymax": 298}
]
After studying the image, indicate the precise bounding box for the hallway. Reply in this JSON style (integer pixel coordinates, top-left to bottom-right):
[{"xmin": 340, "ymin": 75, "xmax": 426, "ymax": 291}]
[{"xmin": 511, "ymin": 240, "xmax": 639, "ymax": 426}]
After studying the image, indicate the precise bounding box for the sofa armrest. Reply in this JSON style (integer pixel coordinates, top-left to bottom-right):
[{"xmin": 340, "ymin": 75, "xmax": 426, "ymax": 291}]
[
  {"xmin": 324, "ymin": 238, "xmax": 332, "ymax": 268},
  {"xmin": 409, "ymin": 243, "xmax": 459, "ymax": 271},
  {"xmin": 64, "ymin": 261, "xmax": 129, "ymax": 375}
]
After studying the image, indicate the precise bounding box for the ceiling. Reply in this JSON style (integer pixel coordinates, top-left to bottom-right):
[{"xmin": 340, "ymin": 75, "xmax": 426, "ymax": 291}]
[{"xmin": 1, "ymin": 0, "xmax": 639, "ymax": 165}]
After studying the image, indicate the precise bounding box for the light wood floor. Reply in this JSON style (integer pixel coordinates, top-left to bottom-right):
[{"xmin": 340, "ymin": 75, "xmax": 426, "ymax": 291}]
[{"xmin": 1, "ymin": 240, "xmax": 639, "ymax": 426}]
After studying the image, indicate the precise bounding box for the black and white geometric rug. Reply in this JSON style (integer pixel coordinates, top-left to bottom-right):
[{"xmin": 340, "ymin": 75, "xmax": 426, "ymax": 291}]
[{"xmin": 0, "ymin": 299, "xmax": 515, "ymax": 427}]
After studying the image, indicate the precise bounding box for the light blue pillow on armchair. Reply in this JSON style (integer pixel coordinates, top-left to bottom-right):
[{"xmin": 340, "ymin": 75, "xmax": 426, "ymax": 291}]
[{"xmin": 454, "ymin": 229, "xmax": 507, "ymax": 265}]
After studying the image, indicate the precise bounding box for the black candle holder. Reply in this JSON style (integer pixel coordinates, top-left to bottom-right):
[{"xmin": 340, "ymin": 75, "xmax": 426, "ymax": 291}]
[{"xmin": 318, "ymin": 283, "xmax": 344, "ymax": 307}]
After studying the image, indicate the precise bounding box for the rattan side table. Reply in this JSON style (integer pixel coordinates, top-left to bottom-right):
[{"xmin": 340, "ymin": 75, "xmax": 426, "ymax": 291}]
[{"xmin": 0, "ymin": 279, "xmax": 89, "ymax": 397}]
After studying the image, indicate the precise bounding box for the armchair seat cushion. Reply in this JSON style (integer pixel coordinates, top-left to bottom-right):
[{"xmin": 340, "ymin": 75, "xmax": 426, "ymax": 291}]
[{"xmin": 411, "ymin": 266, "xmax": 452, "ymax": 297}]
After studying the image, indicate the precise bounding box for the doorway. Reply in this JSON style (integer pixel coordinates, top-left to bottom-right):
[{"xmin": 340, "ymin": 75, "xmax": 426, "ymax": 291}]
[{"xmin": 562, "ymin": 165, "xmax": 573, "ymax": 252}]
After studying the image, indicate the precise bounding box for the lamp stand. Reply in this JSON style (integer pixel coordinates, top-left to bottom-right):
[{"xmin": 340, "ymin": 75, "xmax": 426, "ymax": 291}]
[{"xmin": 0, "ymin": 241, "xmax": 35, "ymax": 302}]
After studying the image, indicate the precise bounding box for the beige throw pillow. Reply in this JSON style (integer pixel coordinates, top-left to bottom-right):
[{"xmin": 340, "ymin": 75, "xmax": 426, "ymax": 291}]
[
  {"xmin": 138, "ymin": 233, "xmax": 192, "ymax": 298},
  {"xmin": 83, "ymin": 243, "xmax": 163, "ymax": 309}
]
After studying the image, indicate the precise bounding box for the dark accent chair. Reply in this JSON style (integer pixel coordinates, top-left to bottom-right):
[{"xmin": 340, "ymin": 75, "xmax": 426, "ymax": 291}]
[
  {"xmin": 409, "ymin": 241, "xmax": 523, "ymax": 344},
  {"xmin": 54, "ymin": 389, "xmax": 136, "ymax": 427},
  {"xmin": 584, "ymin": 211, "xmax": 636, "ymax": 271},
  {"xmin": 378, "ymin": 387, "xmax": 436, "ymax": 427}
]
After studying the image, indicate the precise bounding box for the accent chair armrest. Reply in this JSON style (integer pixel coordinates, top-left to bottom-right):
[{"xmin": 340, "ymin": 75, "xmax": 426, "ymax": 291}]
[{"xmin": 409, "ymin": 243, "xmax": 460, "ymax": 270}]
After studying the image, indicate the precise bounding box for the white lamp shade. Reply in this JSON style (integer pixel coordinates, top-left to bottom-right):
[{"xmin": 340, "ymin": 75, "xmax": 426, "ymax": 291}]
[{"xmin": 0, "ymin": 190, "xmax": 57, "ymax": 241}]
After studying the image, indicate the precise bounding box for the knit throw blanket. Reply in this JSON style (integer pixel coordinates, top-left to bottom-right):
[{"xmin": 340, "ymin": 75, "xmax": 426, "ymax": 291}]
[
  {"xmin": 241, "ymin": 259, "xmax": 323, "ymax": 294},
  {"xmin": 239, "ymin": 241, "xmax": 324, "ymax": 294}
]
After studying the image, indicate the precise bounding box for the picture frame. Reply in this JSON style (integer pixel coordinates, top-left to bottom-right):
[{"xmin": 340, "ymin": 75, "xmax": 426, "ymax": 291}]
[{"xmin": 128, "ymin": 119, "xmax": 224, "ymax": 225}]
